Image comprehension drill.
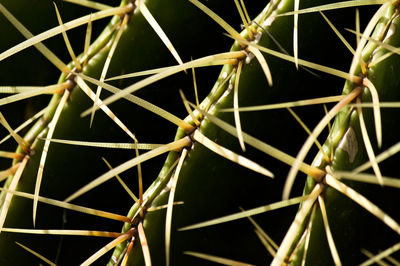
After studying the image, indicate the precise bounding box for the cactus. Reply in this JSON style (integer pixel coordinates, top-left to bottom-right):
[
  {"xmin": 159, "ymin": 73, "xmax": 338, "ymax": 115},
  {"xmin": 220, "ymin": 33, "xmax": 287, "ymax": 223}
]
[{"xmin": 1, "ymin": 0, "xmax": 400, "ymax": 265}]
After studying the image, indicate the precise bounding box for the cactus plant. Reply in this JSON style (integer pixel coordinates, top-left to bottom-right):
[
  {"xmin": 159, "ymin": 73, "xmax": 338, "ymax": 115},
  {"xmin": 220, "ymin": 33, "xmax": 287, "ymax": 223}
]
[{"xmin": 1, "ymin": 0, "xmax": 400, "ymax": 265}]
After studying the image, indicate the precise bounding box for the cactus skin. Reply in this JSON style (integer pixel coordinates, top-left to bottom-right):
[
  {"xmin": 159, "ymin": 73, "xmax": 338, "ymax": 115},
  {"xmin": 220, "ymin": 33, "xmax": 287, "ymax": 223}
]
[{"xmin": 1, "ymin": 0, "xmax": 400, "ymax": 265}]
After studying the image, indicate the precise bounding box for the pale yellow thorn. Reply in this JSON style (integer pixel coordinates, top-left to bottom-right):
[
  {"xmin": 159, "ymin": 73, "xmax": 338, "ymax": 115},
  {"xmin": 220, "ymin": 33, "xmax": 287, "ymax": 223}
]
[
  {"xmin": 354, "ymin": 140, "xmax": 400, "ymax": 174},
  {"xmin": 325, "ymin": 173, "xmax": 400, "ymax": 236},
  {"xmin": 271, "ymin": 184, "xmax": 324, "ymax": 266},
  {"xmin": 318, "ymin": 196, "xmax": 342, "ymax": 266},
  {"xmin": 361, "ymin": 250, "xmax": 390, "ymax": 266},
  {"xmin": 360, "ymin": 242, "xmax": 400, "ymax": 266},
  {"xmin": 2, "ymin": 228, "xmax": 122, "ymax": 237},
  {"xmin": 192, "ymin": 130, "xmax": 273, "ymax": 178},
  {"xmin": 62, "ymin": 0, "xmax": 112, "ymax": 10},
  {"xmin": 190, "ymin": 102, "xmax": 324, "ymax": 178},
  {"xmin": 191, "ymin": 67, "xmax": 200, "ymax": 108},
  {"xmin": 184, "ymin": 251, "xmax": 254, "ymax": 266},
  {"xmin": 0, "ymin": 83, "xmax": 67, "ymax": 107},
  {"xmin": 356, "ymin": 97, "xmax": 383, "ymax": 185},
  {"xmin": 105, "ymin": 58, "xmax": 236, "ymax": 81},
  {"xmin": 333, "ymin": 171, "xmax": 400, "ymax": 188},
  {"xmin": 102, "ymin": 158, "xmax": 139, "ymax": 203},
  {"xmin": 137, "ymin": 135, "xmax": 147, "ymax": 212},
  {"xmin": 0, "ymin": 112, "xmax": 30, "ymax": 151},
  {"xmin": 233, "ymin": 61, "xmax": 246, "ymax": 151},
  {"xmin": 121, "ymin": 240, "xmax": 134, "ymax": 266},
  {"xmin": 139, "ymin": 2, "xmax": 184, "ymax": 69},
  {"xmin": 0, "ymin": 86, "xmax": 58, "ymax": 94},
  {"xmin": 254, "ymin": 229, "xmax": 277, "ymax": 257},
  {"xmin": 363, "ymin": 78, "xmax": 382, "ymax": 148},
  {"xmin": 85, "ymin": 51, "xmax": 245, "ymax": 117},
  {"xmin": 179, "ymin": 90, "xmax": 200, "ymax": 126},
  {"xmin": 41, "ymin": 137, "xmax": 162, "ymax": 150},
  {"xmin": 21, "ymin": 113, "xmax": 53, "ymax": 145},
  {"xmin": 134, "ymin": 138, "xmax": 143, "ymax": 210},
  {"xmin": 356, "ymin": 8, "xmax": 361, "ymax": 47},
  {"xmin": 0, "ymin": 151, "xmax": 23, "ymax": 160},
  {"xmin": 64, "ymin": 136, "xmax": 192, "ymax": 203},
  {"xmin": 294, "ymin": 0, "xmax": 300, "ymax": 69},
  {"xmin": 282, "ymin": 87, "xmax": 362, "ymax": 200},
  {"xmin": 54, "ymin": 3, "xmax": 81, "ymax": 70},
  {"xmin": 83, "ymin": 13, "xmax": 93, "ymax": 66},
  {"xmin": 138, "ymin": 222, "xmax": 152, "ymax": 266},
  {"xmin": 15, "ymin": 242, "xmax": 56, "ymax": 266},
  {"xmin": 0, "ymin": 3, "xmax": 69, "ymax": 72},
  {"xmin": 350, "ymin": 102, "xmax": 400, "ymax": 108},
  {"xmin": 319, "ymin": 11, "xmax": 355, "ymax": 54},
  {"xmin": 368, "ymin": 51, "xmax": 396, "ymax": 68},
  {"xmin": 76, "ymin": 77, "xmax": 138, "ymax": 141},
  {"xmin": 0, "ymin": 5, "xmax": 133, "ymax": 63},
  {"xmin": 90, "ymin": 15, "xmax": 129, "ymax": 126},
  {"xmin": 0, "ymin": 187, "xmax": 131, "ymax": 223},
  {"xmin": 233, "ymin": 0, "xmax": 253, "ymax": 40},
  {"xmin": 349, "ymin": 1, "xmax": 389, "ymax": 76},
  {"xmin": 33, "ymin": 89, "xmax": 70, "ymax": 226},
  {"xmin": 221, "ymin": 95, "xmax": 346, "ymax": 112},
  {"xmin": 81, "ymin": 229, "xmax": 134, "ymax": 266},
  {"xmin": 0, "ymin": 155, "xmax": 28, "ymax": 232},
  {"xmin": 250, "ymin": 225, "xmax": 278, "ymax": 253},
  {"xmin": 250, "ymin": 23, "xmax": 319, "ymax": 77},
  {"xmin": 287, "ymin": 107, "xmax": 330, "ymax": 163},
  {"xmin": 0, "ymin": 163, "xmax": 21, "ymax": 183},
  {"xmin": 106, "ymin": 65, "xmax": 174, "ymax": 81},
  {"xmin": 239, "ymin": 0, "xmax": 251, "ymax": 24},
  {"xmin": 359, "ymin": 58, "xmax": 368, "ymax": 76},
  {"xmin": 188, "ymin": 0, "xmax": 246, "ymax": 43},
  {"xmin": 77, "ymin": 73, "xmax": 195, "ymax": 132},
  {"xmin": 240, "ymin": 206, "xmax": 278, "ymax": 253},
  {"xmin": 247, "ymin": 42, "xmax": 356, "ymax": 82},
  {"xmin": 385, "ymin": 255, "xmax": 400, "ymax": 265},
  {"xmin": 179, "ymin": 195, "xmax": 307, "ymax": 231},
  {"xmin": 247, "ymin": 45, "xmax": 273, "ymax": 86},
  {"xmin": 166, "ymin": 149, "xmax": 188, "ymax": 266},
  {"xmin": 147, "ymin": 201, "xmax": 184, "ymax": 212},
  {"xmin": 278, "ymin": 0, "xmax": 387, "ymax": 17}
]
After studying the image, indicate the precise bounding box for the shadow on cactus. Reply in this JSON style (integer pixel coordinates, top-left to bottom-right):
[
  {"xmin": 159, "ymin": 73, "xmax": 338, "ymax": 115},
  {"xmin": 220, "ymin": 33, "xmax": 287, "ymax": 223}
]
[{"xmin": 1, "ymin": 0, "xmax": 400, "ymax": 265}]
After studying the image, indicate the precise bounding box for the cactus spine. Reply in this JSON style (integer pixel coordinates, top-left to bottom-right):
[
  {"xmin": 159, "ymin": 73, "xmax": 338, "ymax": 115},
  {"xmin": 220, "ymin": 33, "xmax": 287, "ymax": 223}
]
[{"xmin": 1, "ymin": 0, "xmax": 400, "ymax": 265}]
